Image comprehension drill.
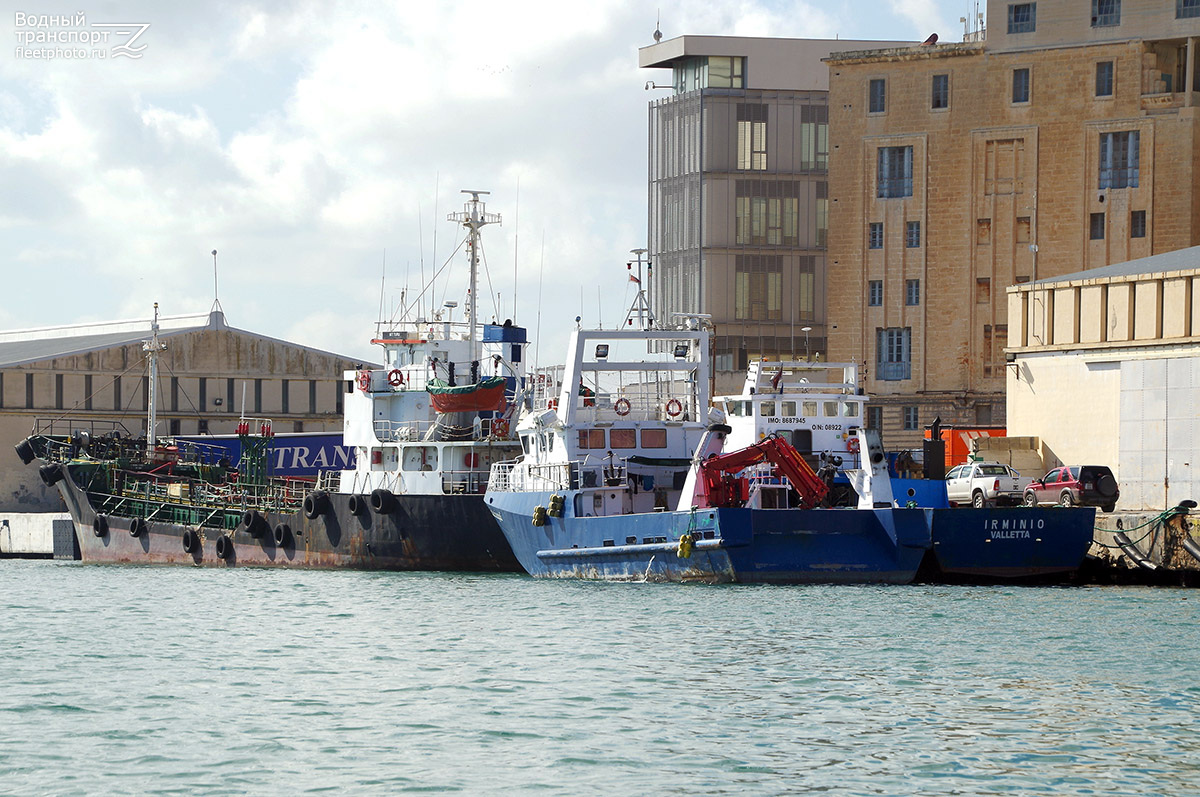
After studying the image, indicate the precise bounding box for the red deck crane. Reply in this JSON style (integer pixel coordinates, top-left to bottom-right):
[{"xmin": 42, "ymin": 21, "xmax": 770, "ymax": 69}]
[{"xmin": 698, "ymin": 434, "xmax": 830, "ymax": 510}]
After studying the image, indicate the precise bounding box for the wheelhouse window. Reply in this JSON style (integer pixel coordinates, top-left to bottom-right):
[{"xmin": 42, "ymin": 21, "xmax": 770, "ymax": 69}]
[
  {"xmin": 877, "ymin": 145, "xmax": 913, "ymax": 198},
  {"xmin": 641, "ymin": 428, "xmax": 667, "ymax": 449},
  {"xmin": 609, "ymin": 429, "xmax": 636, "ymax": 449}
]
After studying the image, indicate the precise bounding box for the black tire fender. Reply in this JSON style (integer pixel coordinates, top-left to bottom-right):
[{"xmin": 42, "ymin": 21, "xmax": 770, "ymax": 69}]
[
  {"xmin": 370, "ymin": 489, "xmax": 395, "ymax": 515},
  {"xmin": 129, "ymin": 518, "xmax": 147, "ymax": 538},
  {"xmin": 303, "ymin": 491, "xmax": 330, "ymax": 519},
  {"xmin": 273, "ymin": 523, "xmax": 291, "ymax": 546},
  {"xmin": 215, "ymin": 535, "xmax": 233, "ymax": 560},
  {"xmin": 92, "ymin": 515, "xmax": 108, "ymax": 538},
  {"xmin": 182, "ymin": 529, "xmax": 200, "ymax": 553}
]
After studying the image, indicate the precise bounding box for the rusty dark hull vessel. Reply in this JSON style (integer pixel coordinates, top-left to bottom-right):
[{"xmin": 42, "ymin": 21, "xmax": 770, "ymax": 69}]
[{"xmin": 18, "ymin": 426, "xmax": 520, "ymax": 571}]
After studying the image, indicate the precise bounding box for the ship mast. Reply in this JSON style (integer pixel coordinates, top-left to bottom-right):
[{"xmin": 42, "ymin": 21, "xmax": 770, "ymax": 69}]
[
  {"xmin": 142, "ymin": 302, "xmax": 167, "ymax": 455},
  {"xmin": 448, "ymin": 190, "xmax": 501, "ymax": 367}
]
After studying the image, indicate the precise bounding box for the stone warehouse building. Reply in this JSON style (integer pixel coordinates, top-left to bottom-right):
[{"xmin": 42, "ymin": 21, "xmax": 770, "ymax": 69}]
[
  {"xmin": 1007, "ymin": 245, "xmax": 1200, "ymax": 510},
  {"xmin": 638, "ymin": 35, "xmax": 906, "ymax": 392},
  {"xmin": 826, "ymin": 0, "xmax": 1200, "ymax": 448},
  {"xmin": 0, "ymin": 309, "xmax": 368, "ymax": 512}
]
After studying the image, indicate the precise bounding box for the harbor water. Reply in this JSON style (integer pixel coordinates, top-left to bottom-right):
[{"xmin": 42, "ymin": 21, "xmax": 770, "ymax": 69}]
[{"xmin": 2, "ymin": 561, "xmax": 1198, "ymax": 795}]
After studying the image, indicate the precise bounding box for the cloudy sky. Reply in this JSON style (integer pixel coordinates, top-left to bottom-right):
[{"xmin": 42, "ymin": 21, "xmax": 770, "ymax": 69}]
[{"xmin": 2, "ymin": 0, "xmax": 976, "ymax": 365}]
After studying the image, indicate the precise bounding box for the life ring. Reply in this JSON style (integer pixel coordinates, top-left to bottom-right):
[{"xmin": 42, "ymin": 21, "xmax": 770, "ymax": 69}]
[
  {"xmin": 492, "ymin": 418, "xmax": 510, "ymax": 437},
  {"xmin": 614, "ymin": 398, "xmax": 631, "ymax": 416},
  {"xmin": 357, "ymin": 371, "xmax": 371, "ymax": 391},
  {"xmin": 387, "ymin": 369, "xmax": 405, "ymax": 387},
  {"xmin": 847, "ymin": 437, "xmax": 860, "ymax": 454},
  {"xmin": 665, "ymin": 398, "xmax": 683, "ymax": 418},
  {"xmin": 547, "ymin": 398, "xmax": 558, "ymax": 410}
]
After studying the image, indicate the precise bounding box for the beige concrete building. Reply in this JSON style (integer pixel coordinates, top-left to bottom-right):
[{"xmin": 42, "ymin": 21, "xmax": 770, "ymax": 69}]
[
  {"xmin": 826, "ymin": 0, "xmax": 1200, "ymax": 448},
  {"xmin": 1007, "ymin": 245, "xmax": 1200, "ymax": 510},
  {"xmin": 0, "ymin": 310, "xmax": 367, "ymax": 512},
  {"xmin": 638, "ymin": 35, "xmax": 905, "ymax": 392}
]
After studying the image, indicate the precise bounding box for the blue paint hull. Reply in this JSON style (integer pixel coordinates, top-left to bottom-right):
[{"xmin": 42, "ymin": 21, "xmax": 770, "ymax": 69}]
[
  {"xmin": 928, "ymin": 507, "xmax": 1096, "ymax": 579},
  {"xmin": 485, "ymin": 491, "xmax": 932, "ymax": 584}
]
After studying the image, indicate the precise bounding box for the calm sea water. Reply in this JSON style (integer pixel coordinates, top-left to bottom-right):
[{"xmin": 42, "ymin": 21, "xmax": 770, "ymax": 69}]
[{"xmin": 1, "ymin": 560, "xmax": 1198, "ymax": 796}]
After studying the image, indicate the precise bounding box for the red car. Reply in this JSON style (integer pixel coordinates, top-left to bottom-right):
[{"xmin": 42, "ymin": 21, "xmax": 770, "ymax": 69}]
[{"xmin": 1022, "ymin": 465, "xmax": 1119, "ymax": 512}]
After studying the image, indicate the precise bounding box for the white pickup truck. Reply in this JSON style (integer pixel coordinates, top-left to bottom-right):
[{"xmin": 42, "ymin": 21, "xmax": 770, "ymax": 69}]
[{"xmin": 945, "ymin": 462, "xmax": 1026, "ymax": 507}]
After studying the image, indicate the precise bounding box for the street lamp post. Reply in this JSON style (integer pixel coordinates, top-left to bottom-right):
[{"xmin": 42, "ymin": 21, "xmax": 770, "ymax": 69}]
[{"xmin": 801, "ymin": 326, "xmax": 812, "ymax": 360}]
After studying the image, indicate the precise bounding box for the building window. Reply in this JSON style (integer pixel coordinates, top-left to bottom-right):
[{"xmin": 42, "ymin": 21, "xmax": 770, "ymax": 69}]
[
  {"xmin": 1095, "ymin": 61, "xmax": 1114, "ymax": 97},
  {"xmin": 1016, "ymin": 216, "xmax": 1031, "ymax": 243},
  {"xmin": 868, "ymin": 222, "xmax": 883, "ymax": 249},
  {"xmin": 976, "ymin": 278, "xmax": 991, "ymax": 304},
  {"xmin": 903, "ymin": 406, "xmax": 919, "ymax": 431},
  {"xmin": 55, "ymin": 373, "xmax": 63, "ymax": 410},
  {"xmin": 1092, "ymin": 0, "xmax": 1120, "ymax": 26},
  {"xmin": 1090, "ymin": 212, "xmax": 1106, "ymax": 240},
  {"xmin": 734, "ymin": 255, "xmax": 783, "ymax": 321},
  {"xmin": 1012, "ymin": 68, "xmax": 1030, "ymax": 103},
  {"xmin": 26, "ymin": 372, "xmax": 34, "ymax": 409},
  {"xmin": 169, "ymin": 419, "xmax": 181, "ymax": 436},
  {"xmin": 906, "ymin": 279, "xmax": 920, "ymax": 306},
  {"xmin": 877, "ymin": 146, "xmax": 913, "ymax": 198},
  {"xmin": 1008, "ymin": 3, "xmax": 1036, "ymax": 33},
  {"xmin": 735, "ymin": 181, "xmax": 800, "ymax": 246},
  {"xmin": 309, "ymin": 380, "xmax": 318, "ymax": 413},
  {"xmin": 799, "ymin": 104, "xmax": 829, "ymax": 171},
  {"xmin": 905, "ymin": 221, "xmax": 921, "ymax": 248},
  {"xmin": 254, "ymin": 378, "xmax": 263, "ymax": 413},
  {"xmin": 1099, "ymin": 130, "xmax": 1139, "ymax": 189},
  {"xmin": 868, "ymin": 280, "xmax": 883, "ymax": 306},
  {"xmin": 737, "ymin": 104, "xmax": 767, "ymax": 170},
  {"xmin": 975, "ymin": 404, "xmax": 994, "ymax": 425},
  {"xmin": 707, "ymin": 56, "xmax": 744, "ymax": 89},
  {"xmin": 1131, "ymin": 210, "xmax": 1146, "ymax": 238},
  {"xmin": 868, "ymin": 78, "xmax": 886, "ymax": 113},
  {"xmin": 931, "ymin": 74, "xmax": 949, "ymax": 109},
  {"xmin": 84, "ymin": 374, "xmax": 91, "ymax": 410},
  {"xmin": 866, "ymin": 406, "xmax": 883, "ymax": 430},
  {"xmin": 198, "ymin": 419, "xmax": 209, "ymax": 434},
  {"xmin": 876, "ymin": 327, "xmax": 912, "ymax": 381},
  {"xmin": 281, "ymin": 379, "xmax": 289, "ymax": 414},
  {"xmin": 113, "ymin": 376, "xmax": 121, "ymax": 412},
  {"xmin": 1181, "ymin": 0, "xmax": 1200, "ymax": 19},
  {"xmin": 977, "ymin": 218, "xmax": 992, "ymax": 245}
]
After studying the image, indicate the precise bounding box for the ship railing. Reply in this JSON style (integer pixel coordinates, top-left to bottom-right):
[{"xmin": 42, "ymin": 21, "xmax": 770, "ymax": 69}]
[
  {"xmin": 440, "ymin": 468, "xmax": 489, "ymax": 495},
  {"xmin": 488, "ymin": 460, "xmax": 574, "ymax": 493},
  {"xmin": 373, "ymin": 420, "xmax": 431, "ymax": 442},
  {"xmin": 559, "ymin": 392, "xmax": 700, "ymax": 424},
  {"xmin": 314, "ymin": 470, "xmax": 341, "ymax": 492}
]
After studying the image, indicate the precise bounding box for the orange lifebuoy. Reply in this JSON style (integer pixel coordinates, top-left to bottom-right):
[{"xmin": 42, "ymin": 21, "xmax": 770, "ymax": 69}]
[
  {"xmin": 847, "ymin": 437, "xmax": 860, "ymax": 454},
  {"xmin": 665, "ymin": 398, "xmax": 683, "ymax": 418},
  {"xmin": 492, "ymin": 418, "xmax": 510, "ymax": 437},
  {"xmin": 614, "ymin": 398, "xmax": 631, "ymax": 416},
  {"xmin": 387, "ymin": 369, "xmax": 405, "ymax": 387},
  {"xmin": 357, "ymin": 371, "xmax": 371, "ymax": 391}
]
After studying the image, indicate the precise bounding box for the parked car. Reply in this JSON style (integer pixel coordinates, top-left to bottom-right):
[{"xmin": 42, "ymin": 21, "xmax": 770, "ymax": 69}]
[
  {"xmin": 1022, "ymin": 465, "xmax": 1119, "ymax": 512},
  {"xmin": 945, "ymin": 461, "xmax": 1024, "ymax": 507}
]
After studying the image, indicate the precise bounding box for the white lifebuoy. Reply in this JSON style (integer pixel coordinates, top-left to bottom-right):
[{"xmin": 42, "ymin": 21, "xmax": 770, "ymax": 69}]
[
  {"xmin": 614, "ymin": 398, "xmax": 631, "ymax": 416},
  {"xmin": 665, "ymin": 398, "xmax": 683, "ymax": 418},
  {"xmin": 847, "ymin": 437, "xmax": 860, "ymax": 454},
  {"xmin": 387, "ymin": 369, "xmax": 404, "ymax": 387}
]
